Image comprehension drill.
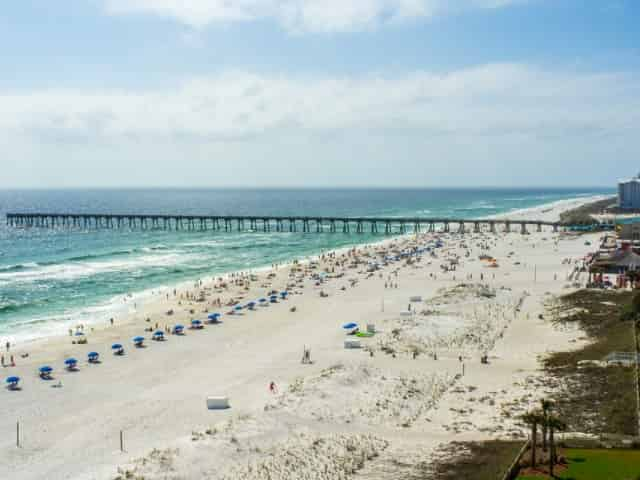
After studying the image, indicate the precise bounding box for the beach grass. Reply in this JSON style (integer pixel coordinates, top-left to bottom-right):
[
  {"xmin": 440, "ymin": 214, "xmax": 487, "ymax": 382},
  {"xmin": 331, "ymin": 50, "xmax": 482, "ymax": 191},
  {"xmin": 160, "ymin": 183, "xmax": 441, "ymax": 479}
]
[
  {"xmin": 543, "ymin": 290, "xmax": 639, "ymax": 436},
  {"xmin": 517, "ymin": 448, "xmax": 640, "ymax": 480}
]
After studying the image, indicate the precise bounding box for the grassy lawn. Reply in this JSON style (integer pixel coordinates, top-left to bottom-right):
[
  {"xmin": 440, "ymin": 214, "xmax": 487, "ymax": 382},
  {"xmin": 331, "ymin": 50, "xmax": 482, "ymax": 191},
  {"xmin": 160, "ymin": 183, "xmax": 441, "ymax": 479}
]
[{"xmin": 517, "ymin": 448, "xmax": 640, "ymax": 480}]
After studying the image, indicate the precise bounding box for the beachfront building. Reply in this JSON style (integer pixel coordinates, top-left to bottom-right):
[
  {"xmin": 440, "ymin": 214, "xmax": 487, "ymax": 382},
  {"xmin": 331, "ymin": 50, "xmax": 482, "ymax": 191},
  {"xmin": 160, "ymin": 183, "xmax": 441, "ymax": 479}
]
[
  {"xmin": 617, "ymin": 217, "xmax": 640, "ymax": 241},
  {"xmin": 618, "ymin": 175, "xmax": 640, "ymax": 210}
]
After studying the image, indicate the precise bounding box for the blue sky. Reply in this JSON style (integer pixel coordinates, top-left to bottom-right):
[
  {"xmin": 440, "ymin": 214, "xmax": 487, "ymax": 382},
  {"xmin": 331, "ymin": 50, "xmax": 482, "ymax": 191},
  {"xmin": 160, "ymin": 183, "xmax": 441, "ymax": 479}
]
[{"xmin": 0, "ymin": 0, "xmax": 638, "ymax": 187}]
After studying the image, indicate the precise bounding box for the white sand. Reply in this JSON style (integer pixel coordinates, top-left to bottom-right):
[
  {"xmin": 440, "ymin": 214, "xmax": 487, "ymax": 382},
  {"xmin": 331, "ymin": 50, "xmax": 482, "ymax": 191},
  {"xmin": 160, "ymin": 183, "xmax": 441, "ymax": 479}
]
[{"xmin": 0, "ymin": 196, "xmax": 603, "ymax": 479}]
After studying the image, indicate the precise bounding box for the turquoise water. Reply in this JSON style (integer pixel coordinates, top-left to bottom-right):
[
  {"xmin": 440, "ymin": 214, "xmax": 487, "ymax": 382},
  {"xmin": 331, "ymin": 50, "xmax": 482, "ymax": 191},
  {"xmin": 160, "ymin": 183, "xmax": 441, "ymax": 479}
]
[{"xmin": 0, "ymin": 188, "xmax": 611, "ymax": 342}]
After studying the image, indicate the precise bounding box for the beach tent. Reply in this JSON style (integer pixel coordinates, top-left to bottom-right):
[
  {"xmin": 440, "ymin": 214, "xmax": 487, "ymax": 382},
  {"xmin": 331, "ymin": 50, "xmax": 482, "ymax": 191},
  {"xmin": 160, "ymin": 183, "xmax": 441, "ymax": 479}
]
[
  {"xmin": 153, "ymin": 330, "xmax": 164, "ymax": 340},
  {"xmin": 174, "ymin": 324, "xmax": 185, "ymax": 334},
  {"xmin": 6, "ymin": 376, "xmax": 20, "ymax": 390},
  {"xmin": 87, "ymin": 352, "xmax": 99, "ymax": 363},
  {"xmin": 133, "ymin": 336, "xmax": 145, "ymax": 347},
  {"xmin": 342, "ymin": 322, "xmax": 358, "ymax": 330},
  {"xmin": 111, "ymin": 343, "xmax": 124, "ymax": 355},
  {"xmin": 39, "ymin": 366, "xmax": 53, "ymax": 379},
  {"xmin": 64, "ymin": 358, "xmax": 78, "ymax": 370}
]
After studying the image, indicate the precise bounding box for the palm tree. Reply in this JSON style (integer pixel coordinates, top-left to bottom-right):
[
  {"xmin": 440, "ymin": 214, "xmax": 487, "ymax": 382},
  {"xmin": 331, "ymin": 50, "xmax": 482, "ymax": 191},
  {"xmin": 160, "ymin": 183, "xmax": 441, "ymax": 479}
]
[
  {"xmin": 521, "ymin": 410, "xmax": 544, "ymax": 468},
  {"xmin": 547, "ymin": 415, "xmax": 568, "ymax": 477},
  {"xmin": 540, "ymin": 399, "xmax": 553, "ymax": 452}
]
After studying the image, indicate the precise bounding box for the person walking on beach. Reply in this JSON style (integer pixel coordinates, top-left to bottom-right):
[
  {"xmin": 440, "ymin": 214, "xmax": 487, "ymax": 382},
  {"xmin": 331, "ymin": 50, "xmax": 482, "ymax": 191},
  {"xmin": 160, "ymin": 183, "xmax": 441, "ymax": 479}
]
[
  {"xmin": 5, "ymin": 341, "xmax": 10, "ymax": 352},
  {"xmin": 269, "ymin": 381, "xmax": 277, "ymax": 394}
]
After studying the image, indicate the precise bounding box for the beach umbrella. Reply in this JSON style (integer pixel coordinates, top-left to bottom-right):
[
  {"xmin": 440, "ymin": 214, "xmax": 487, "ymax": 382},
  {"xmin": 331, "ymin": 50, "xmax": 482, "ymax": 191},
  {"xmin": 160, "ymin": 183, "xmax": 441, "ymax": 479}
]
[
  {"xmin": 64, "ymin": 358, "xmax": 78, "ymax": 369},
  {"xmin": 191, "ymin": 319, "xmax": 203, "ymax": 328},
  {"xmin": 234, "ymin": 305, "xmax": 243, "ymax": 311},
  {"xmin": 87, "ymin": 352, "xmax": 99, "ymax": 362},
  {"xmin": 174, "ymin": 324, "xmax": 184, "ymax": 333},
  {"xmin": 153, "ymin": 330, "xmax": 164, "ymax": 339},
  {"xmin": 259, "ymin": 298, "xmax": 267, "ymax": 303},
  {"xmin": 207, "ymin": 313, "xmax": 220, "ymax": 320},
  {"xmin": 111, "ymin": 343, "xmax": 124, "ymax": 355},
  {"xmin": 280, "ymin": 291, "xmax": 288, "ymax": 299},
  {"xmin": 133, "ymin": 336, "xmax": 144, "ymax": 346},
  {"xmin": 342, "ymin": 322, "xmax": 358, "ymax": 330},
  {"xmin": 39, "ymin": 366, "xmax": 53, "ymax": 375},
  {"xmin": 6, "ymin": 376, "xmax": 20, "ymax": 389},
  {"xmin": 270, "ymin": 295, "xmax": 277, "ymax": 302}
]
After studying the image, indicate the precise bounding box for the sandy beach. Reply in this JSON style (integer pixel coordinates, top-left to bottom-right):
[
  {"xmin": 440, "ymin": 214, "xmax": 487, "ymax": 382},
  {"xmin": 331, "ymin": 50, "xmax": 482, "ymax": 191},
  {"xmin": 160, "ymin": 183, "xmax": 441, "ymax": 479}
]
[{"xmin": 0, "ymin": 196, "xmax": 603, "ymax": 480}]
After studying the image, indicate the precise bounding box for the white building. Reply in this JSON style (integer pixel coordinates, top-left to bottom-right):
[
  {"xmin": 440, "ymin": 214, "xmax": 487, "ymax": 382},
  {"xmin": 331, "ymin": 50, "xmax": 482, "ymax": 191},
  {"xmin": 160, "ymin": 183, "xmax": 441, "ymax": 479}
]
[{"xmin": 618, "ymin": 175, "xmax": 640, "ymax": 209}]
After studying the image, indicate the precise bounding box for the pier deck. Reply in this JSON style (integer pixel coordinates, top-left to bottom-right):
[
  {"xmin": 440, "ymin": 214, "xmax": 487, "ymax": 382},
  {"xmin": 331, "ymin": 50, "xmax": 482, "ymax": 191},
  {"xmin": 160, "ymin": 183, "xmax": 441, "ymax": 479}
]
[{"xmin": 5, "ymin": 213, "xmax": 569, "ymax": 234}]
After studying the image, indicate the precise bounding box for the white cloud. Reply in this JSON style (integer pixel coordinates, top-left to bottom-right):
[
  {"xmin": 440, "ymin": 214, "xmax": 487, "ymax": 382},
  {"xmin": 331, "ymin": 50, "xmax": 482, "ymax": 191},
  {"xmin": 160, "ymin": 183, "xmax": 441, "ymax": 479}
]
[
  {"xmin": 1, "ymin": 64, "xmax": 637, "ymax": 145},
  {"xmin": 103, "ymin": 0, "xmax": 524, "ymax": 32}
]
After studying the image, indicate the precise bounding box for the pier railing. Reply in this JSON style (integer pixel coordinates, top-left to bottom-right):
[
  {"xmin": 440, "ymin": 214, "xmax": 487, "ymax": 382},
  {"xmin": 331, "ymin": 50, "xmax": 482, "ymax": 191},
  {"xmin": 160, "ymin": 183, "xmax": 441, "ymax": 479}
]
[{"xmin": 5, "ymin": 213, "xmax": 568, "ymax": 234}]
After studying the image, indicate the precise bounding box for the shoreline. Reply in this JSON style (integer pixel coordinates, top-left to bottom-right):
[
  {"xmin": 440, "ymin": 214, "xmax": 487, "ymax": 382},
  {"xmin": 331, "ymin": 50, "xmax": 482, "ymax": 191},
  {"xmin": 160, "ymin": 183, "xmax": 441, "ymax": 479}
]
[{"xmin": 4, "ymin": 194, "xmax": 606, "ymax": 349}]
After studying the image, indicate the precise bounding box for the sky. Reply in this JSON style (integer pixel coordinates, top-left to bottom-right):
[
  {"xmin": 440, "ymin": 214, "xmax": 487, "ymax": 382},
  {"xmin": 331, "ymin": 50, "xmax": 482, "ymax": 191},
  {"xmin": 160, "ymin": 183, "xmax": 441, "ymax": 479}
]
[{"xmin": 0, "ymin": 0, "xmax": 638, "ymax": 188}]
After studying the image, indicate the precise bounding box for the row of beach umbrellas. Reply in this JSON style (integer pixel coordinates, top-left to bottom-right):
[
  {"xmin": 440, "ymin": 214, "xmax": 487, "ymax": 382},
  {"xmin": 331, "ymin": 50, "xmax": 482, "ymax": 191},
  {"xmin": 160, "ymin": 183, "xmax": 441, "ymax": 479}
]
[{"xmin": 6, "ymin": 290, "xmax": 290, "ymax": 390}]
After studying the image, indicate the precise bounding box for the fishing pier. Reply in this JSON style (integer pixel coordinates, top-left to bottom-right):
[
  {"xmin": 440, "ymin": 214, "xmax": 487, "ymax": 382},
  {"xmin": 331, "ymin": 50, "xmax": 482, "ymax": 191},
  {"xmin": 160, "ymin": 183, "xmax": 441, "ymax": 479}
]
[{"xmin": 6, "ymin": 213, "xmax": 565, "ymax": 234}]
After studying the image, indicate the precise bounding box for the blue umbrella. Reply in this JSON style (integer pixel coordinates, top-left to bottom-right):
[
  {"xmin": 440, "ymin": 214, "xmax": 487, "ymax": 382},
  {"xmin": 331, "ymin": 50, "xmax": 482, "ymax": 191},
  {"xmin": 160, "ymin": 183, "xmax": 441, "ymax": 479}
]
[
  {"xmin": 6, "ymin": 376, "xmax": 20, "ymax": 388},
  {"xmin": 88, "ymin": 352, "xmax": 99, "ymax": 362},
  {"xmin": 208, "ymin": 313, "xmax": 220, "ymax": 320},
  {"xmin": 153, "ymin": 330, "xmax": 164, "ymax": 337},
  {"xmin": 39, "ymin": 366, "xmax": 53, "ymax": 374},
  {"xmin": 234, "ymin": 305, "xmax": 243, "ymax": 311},
  {"xmin": 174, "ymin": 324, "xmax": 184, "ymax": 333},
  {"xmin": 111, "ymin": 343, "xmax": 124, "ymax": 355},
  {"xmin": 247, "ymin": 301, "xmax": 256, "ymax": 307},
  {"xmin": 191, "ymin": 319, "xmax": 203, "ymax": 328},
  {"xmin": 259, "ymin": 298, "xmax": 267, "ymax": 303},
  {"xmin": 342, "ymin": 322, "xmax": 358, "ymax": 330},
  {"xmin": 133, "ymin": 336, "xmax": 144, "ymax": 346},
  {"xmin": 280, "ymin": 291, "xmax": 288, "ymax": 299},
  {"xmin": 270, "ymin": 295, "xmax": 277, "ymax": 302},
  {"xmin": 65, "ymin": 358, "xmax": 78, "ymax": 369}
]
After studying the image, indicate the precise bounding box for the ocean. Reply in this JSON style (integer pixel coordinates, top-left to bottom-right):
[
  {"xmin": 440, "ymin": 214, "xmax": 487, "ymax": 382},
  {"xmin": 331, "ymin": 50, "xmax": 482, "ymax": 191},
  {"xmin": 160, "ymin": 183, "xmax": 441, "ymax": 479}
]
[{"xmin": 0, "ymin": 188, "xmax": 612, "ymax": 343}]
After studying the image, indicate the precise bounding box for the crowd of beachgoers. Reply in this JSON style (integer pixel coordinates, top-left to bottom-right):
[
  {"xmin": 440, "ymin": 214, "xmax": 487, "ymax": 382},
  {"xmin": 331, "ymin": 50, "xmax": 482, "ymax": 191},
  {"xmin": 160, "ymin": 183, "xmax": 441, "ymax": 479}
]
[{"xmin": 0, "ymin": 196, "xmax": 605, "ymax": 479}]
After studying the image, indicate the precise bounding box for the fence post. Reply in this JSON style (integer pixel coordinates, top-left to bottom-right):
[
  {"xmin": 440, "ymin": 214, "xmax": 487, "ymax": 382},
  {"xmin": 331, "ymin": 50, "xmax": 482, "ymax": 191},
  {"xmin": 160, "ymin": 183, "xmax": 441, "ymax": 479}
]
[
  {"xmin": 16, "ymin": 420, "xmax": 19, "ymax": 448},
  {"xmin": 120, "ymin": 430, "xmax": 124, "ymax": 452}
]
